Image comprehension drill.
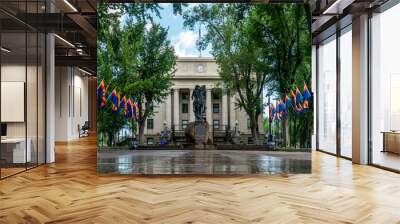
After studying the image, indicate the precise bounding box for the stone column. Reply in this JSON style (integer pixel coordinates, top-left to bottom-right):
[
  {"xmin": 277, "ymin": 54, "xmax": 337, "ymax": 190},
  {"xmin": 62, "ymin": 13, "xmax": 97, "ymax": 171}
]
[
  {"xmin": 189, "ymin": 88, "xmax": 195, "ymax": 122},
  {"xmin": 352, "ymin": 14, "xmax": 369, "ymax": 164},
  {"xmin": 312, "ymin": 45, "xmax": 317, "ymax": 150},
  {"xmin": 173, "ymin": 88, "xmax": 180, "ymax": 130},
  {"xmin": 206, "ymin": 88, "xmax": 212, "ymax": 125},
  {"xmin": 221, "ymin": 93, "xmax": 228, "ymax": 130},
  {"xmin": 46, "ymin": 6, "xmax": 56, "ymax": 163},
  {"xmin": 165, "ymin": 91, "xmax": 172, "ymax": 129}
]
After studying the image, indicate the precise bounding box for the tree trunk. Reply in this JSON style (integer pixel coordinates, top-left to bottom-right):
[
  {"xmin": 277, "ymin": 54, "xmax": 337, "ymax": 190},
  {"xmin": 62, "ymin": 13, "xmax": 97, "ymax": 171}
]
[
  {"xmin": 108, "ymin": 130, "xmax": 113, "ymax": 146},
  {"xmin": 294, "ymin": 118, "xmax": 297, "ymax": 149},
  {"xmin": 250, "ymin": 115, "xmax": 259, "ymax": 144},
  {"xmin": 131, "ymin": 120, "xmax": 135, "ymax": 147},
  {"xmin": 281, "ymin": 120, "xmax": 285, "ymax": 147},
  {"xmin": 285, "ymin": 119, "xmax": 290, "ymax": 147},
  {"xmin": 102, "ymin": 130, "xmax": 106, "ymax": 147},
  {"xmin": 138, "ymin": 120, "xmax": 145, "ymax": 145}
]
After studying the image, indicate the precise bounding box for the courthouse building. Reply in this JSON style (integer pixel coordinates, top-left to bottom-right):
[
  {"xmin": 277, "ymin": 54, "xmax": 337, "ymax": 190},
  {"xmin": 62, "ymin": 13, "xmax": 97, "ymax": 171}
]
[{"xmin": 143, "ymin": 57, "xmax": 264, "ymax": 144}]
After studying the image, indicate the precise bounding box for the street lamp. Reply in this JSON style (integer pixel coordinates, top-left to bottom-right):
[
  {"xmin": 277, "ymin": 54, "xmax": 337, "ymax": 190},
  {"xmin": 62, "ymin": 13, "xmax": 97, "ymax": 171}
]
[{"xmin": 265, "ymin": 93, "xmax": 273, "ymax": 142}]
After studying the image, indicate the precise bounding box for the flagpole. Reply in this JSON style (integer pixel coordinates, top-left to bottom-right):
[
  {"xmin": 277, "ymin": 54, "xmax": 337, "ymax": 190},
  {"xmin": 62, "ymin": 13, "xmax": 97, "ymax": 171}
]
[{"xmin": 114, "ymin": 112, "xmax": 117, "ymax": 147}]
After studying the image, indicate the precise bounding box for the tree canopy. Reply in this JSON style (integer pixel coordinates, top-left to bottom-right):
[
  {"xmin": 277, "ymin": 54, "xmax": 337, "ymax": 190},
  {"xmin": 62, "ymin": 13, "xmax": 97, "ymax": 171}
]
[
  {"xmin": 97, "ymin": 3, "xmax": 177, "ymax": 145},
  {"xmin": 183, "ymin": 3, "xmax": 311, "ymax": 145}
]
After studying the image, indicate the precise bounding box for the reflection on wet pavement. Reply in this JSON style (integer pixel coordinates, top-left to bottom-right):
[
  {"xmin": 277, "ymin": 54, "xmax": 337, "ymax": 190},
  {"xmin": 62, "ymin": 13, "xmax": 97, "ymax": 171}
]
[{"xmin": 97, "ymin": 150, "xmax": 311, "ymax": 175}]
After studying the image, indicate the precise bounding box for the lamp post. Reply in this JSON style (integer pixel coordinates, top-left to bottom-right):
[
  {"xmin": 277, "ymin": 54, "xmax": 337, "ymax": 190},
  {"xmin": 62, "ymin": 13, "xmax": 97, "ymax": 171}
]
[
  {"xmin": 266, "ymin": 93, "xmax": 273, "ymax": 142},
  {"xmin": 235, "ymin": 120, "xmax": 239, "ymax": 132}
]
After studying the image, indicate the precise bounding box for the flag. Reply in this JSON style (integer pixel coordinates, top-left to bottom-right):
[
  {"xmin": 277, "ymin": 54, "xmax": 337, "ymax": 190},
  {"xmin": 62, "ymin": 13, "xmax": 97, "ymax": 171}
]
[
  {"xmin": 116, "ymin": 92, "xmax": 121, "ymax": 112},
  {"xmin": 277, "ymin": 100, "xmax": 282, "ymax": 119},
  {"xmin": 278, "ymin": 99, "xmax": 285, "ymax": 112},
  {"xmin": 275, "ymin": 100, "xmax": 281, "ymax": 120},
  {"xmin": 108, "ymin": 89, "xmax": 119, "ymax": 113},
  {"xmin": 296, "ymin": 103, "xmax": 303, "ymax": 113},
  {"xmin": 126, "ymin": 99, "xmax": 133, "ymax": 119},
  {"xmin": 303, "ymin": 100, "xmax": 309, "ymax": 111},
  {"xmin": 295, "ymin": 86, "xmax": 303, "ymax": 104},
  {"xmin": 290, "ymin": 89, "xmax": 296, "ymax": 105},
  {"xmin": 97, "ymin": 80, "xmax": 107, "ymax": 108},
  {"xmin": 303, "ymin": 82, "xmax": 311, "ymax": 101},
  {"xmin": 101, "ymin": 93, "xmax": 107, "ymax": 108},
  {"xmin": 280, "ymin": 99, "xmax": 288, "ymax": 119},
  {"xmin": 271, "ymin": 103, "xmax": 276, "ymax": 121},
  {"xmin": 120, "ymin": 96, "xmax": 127, "ymax": 114},
  {"xmin": 132, "ymin": 102, "xmax": 139, "ymax": 121},
  {"xmin": 295, "ymin": 87, "xmax": 303, "ymax": 113},
  {"xmin": 132, "ymin": 102, "xmax": 137, "ymax": 120},
  {"xmin": 269, "ymin": 103, "xmax": 275, "ymax": 121},
  {"xmin": 285, "ymin": 95, "xmax": 292, "ymax": 108}
]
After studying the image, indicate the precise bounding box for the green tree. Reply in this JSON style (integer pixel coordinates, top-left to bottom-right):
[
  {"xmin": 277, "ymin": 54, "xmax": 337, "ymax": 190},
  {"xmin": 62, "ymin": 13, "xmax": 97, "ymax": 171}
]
[
  {"xmin": 251, "ymin": 4, "xmax": 311, "ymax": 147},
  {"xmin": 125, "ymin": 22, "xmax": 176, "ymax": 144},
  {"xmin": 183, "ymin": 3, "xmax": 311, "ymax": 147},
  {"xmin": 183, "ymin": 4, "xmax": 272, "ymax": 141},
  {"xmin": 97, "ymin": 3, "xmax": 126, "ymax": 146},
  {"xmin": 97, "ymin": 3, "xmax": 178, "ymax": 146}
]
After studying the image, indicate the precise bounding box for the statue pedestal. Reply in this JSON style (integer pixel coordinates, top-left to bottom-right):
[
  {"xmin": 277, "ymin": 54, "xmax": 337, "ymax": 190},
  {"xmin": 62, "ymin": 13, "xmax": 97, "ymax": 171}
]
[{"xmin": 185, "ymin": 121, "xmax": 212, "ymax": 146}]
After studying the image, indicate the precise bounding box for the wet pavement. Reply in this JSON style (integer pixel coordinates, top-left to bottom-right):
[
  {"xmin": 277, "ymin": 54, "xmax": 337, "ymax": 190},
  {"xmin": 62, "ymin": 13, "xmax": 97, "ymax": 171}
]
[{"xmin": 97, "ymin": 150, "xmax": 311, "ymax": 175}]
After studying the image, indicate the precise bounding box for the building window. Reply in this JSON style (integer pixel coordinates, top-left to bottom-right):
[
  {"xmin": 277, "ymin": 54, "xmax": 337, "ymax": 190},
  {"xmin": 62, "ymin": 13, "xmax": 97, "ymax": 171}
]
[
  {"xmin": 182, "ymin": 103, "xmax": 188, "ymax": 113},
  {"xmin": 213, "ymin": 103, "xmax": 220, "ymax": 113},
  {"xmin": 317, "ymin": 35, "xmax": 337, "ymax": 155},
  {"xmin": 147, "ymin": 138, "xmax": 154, "ymax": 145},
  {"xmin": 339, "ymin": 27, "xmax": 352, "ymax": 158},
  {"xmin": 147, "ymin": 119, "xmax": 154, "ymax": 129},
  {"xmin": 182, "ymin": 120, "xmax": 188, "ymax": 129},
  {"xmin": 213, "ymin": 120, "xmax": 220, "ymax": 130},
  {"xmin": 247, "ymin": 118, "xmax": 250, "ymax": 129},
  {"xmin": 370, "ymin": 6, "xmax": 400, "ymax": 171},
  {"xmin": 182, "ymin": 92, "xmax": 189, "ymax": 100}
]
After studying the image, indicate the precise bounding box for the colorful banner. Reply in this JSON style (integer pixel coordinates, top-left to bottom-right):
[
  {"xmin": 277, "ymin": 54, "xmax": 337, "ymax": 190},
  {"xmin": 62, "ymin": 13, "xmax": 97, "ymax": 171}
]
[
  {"xmin": 270, "ymin": 81, "xmax": 313, "ymax": 121},
  {"xmin": 98, "ymin": 80, "xmax": 141, "ymax": 121}
]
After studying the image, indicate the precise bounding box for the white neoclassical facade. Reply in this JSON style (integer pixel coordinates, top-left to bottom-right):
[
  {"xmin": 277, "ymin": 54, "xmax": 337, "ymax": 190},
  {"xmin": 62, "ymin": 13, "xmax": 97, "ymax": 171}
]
[{"xmin": 144, "ymin": 57, "xmax": 264, "ymax": 144}]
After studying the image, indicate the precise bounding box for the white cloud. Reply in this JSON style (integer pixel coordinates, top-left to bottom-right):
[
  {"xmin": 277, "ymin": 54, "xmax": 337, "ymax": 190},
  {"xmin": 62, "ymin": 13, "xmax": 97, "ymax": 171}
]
[
  {"xmin": 107, "ymin": 8, "xmax": 120, "ymax": 14},
  {"xmin": 171, "ymin": 31, "xmax": 198, "ymax": 57},
  {"xmin": 187, "ymin": 3, "xmax": 201, "ymax": 9},
  {"xmin": 145, "ymin": 22, "xmax": 153, "ymax": 31},
  {"xmin": 159, "ymin": 3, "xmax": 170, "ymax": 8},
  {"xmin": 107, "ymin": 8, "xmax": 124, "ymax": 25}
]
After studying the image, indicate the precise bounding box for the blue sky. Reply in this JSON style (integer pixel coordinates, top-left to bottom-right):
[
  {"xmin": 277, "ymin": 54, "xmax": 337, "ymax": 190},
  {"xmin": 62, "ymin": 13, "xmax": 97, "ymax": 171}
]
[{"xmin": 151, "ymin": 3, "xmax": 212, "ymax": 58}]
